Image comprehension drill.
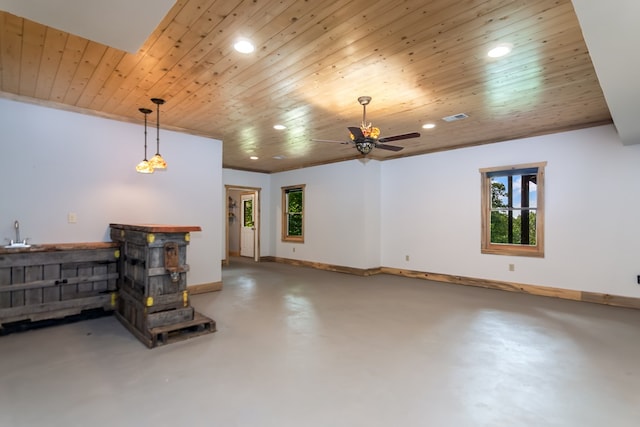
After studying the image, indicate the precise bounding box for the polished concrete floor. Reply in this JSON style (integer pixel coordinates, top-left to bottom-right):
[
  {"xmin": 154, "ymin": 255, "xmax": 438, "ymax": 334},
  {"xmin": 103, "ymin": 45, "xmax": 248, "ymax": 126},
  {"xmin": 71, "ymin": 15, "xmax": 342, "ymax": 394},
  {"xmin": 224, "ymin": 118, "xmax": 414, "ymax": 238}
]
[{"xmin": 1, "ymin": 258, "xmax": 639, "ymax": 426}]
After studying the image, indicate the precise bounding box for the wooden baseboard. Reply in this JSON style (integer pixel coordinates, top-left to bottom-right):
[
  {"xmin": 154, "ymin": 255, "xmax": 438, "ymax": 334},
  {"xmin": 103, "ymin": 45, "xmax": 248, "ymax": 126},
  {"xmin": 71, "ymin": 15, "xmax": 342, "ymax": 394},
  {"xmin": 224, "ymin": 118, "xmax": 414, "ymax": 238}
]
[
  {"xmin": 380, "ymin": 267, "xmax": 640, "ymax": 310},
  {"xmin": 580, "ymin": 291, "xmax": 640, "ymax": 309},
  {"xmin": 267, "ymin": 257, "xmax": 381, "ymax": 276},
  {"xmin": 380, "ymin": 267, "xmax": 581, "ymax": 299},
  {"xmin": 265, "ymin": 257, "xmax": 640, "ymax": 310},
  {"xmin": 188, "ymin": 281, "xmax": 222, "ymax": 294}
]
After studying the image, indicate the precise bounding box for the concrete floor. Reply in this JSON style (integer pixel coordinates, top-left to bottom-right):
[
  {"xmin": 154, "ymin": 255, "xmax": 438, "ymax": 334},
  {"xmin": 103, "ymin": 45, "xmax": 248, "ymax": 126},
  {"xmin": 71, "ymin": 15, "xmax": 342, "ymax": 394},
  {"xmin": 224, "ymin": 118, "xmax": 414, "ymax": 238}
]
[{"xmin": 1, "ymin": 258, "xmax": 639, "ymax": 426}]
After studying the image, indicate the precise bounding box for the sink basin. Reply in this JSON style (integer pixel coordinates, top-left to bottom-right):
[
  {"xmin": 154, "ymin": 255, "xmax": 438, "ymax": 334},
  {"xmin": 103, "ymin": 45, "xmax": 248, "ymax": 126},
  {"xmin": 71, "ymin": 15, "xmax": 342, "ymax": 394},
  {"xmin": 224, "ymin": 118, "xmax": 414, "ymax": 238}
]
[{"xmin": 4, "ymin": 243, "xmax": 31, "ymax": 249}]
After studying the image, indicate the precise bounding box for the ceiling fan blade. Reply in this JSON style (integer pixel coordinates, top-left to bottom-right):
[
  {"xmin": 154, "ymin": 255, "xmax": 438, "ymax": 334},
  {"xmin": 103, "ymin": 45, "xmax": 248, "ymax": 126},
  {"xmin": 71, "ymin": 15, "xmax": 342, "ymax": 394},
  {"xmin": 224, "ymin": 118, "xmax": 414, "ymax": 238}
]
[
  {"xmin": 376, "ymin": 143, "xmax": 404, "ymax": 152},
  {"xmin": 312, "ymin": 138, "xmax": 350, "ymax": 144},
  {"xmin": 377, "ymin": 132, "xmax": 421, "ymax": 143},
  {"xmin": 348, "ymin": 126, "xmax": 365, "ymax": 140}
]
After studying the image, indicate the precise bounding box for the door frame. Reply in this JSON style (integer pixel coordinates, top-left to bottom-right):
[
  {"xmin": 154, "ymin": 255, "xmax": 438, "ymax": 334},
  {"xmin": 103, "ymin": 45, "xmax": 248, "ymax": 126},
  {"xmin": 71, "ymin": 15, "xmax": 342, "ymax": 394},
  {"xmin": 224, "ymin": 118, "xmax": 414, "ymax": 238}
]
[{"xmin": 224, "ymin": 185, "xmax": 261, "ymax": 265}]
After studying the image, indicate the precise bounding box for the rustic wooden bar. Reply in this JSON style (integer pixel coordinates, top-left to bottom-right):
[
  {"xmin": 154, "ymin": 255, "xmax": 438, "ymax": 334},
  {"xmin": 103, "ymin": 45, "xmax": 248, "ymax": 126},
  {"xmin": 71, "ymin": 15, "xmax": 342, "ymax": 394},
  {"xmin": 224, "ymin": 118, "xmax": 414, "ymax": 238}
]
[
  {"xmin": 0, "ymin": 242, "xmax": 120, "ymax": 332},
  {"xmin": 109, "ymin": 223, "xmax": 216, "ymax": 348}
]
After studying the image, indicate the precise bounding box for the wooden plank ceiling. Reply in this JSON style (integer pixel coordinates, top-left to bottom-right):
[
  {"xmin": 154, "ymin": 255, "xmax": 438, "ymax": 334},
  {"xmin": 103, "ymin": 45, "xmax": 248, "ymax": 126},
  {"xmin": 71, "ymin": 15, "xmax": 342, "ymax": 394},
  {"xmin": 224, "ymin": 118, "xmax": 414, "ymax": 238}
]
[{"xmin": 0, "ymin": 0, "xmax": 611, "ymax": 173}]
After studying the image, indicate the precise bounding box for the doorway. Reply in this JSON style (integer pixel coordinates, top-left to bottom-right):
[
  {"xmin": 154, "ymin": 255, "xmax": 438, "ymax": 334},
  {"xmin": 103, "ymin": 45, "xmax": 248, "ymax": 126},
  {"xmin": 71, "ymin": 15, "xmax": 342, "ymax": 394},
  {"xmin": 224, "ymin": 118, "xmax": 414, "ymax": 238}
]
[
  {"xmin": 225, "ymin": 185, "xmax": 261, "ymax": 264},
  {"xmin": 240, "ymin": 192, "xmax": 255, "ymax": 257}
]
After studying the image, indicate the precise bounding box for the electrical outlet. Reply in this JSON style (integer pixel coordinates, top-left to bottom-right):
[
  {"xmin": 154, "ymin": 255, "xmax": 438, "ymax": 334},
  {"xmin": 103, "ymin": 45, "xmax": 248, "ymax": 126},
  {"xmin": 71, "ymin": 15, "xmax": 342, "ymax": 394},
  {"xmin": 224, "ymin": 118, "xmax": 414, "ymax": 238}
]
[
  {"xmin": 509, "ymin": 264, "xmax": 515, "ymax": 272},
  {"xmin": 67, "ymin": 212, "xmax": 77, "ymax": 224},
  {"xmin": 405, "ymin": 255, "xmax": 410, "ymax": 261},
  {"xmin": 637, "ymin": 275, "xmax": 640, "ymax": 285},
  {"xmin": 292, "ymin": 247, "xmax": 295, "ymax": 253}
]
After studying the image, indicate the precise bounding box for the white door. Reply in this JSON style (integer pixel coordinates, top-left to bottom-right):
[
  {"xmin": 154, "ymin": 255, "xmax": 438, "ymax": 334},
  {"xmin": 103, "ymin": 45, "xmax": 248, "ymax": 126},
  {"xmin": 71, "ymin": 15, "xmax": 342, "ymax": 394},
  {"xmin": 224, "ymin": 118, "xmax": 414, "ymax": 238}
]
[{"xmin": 240, "ymin": 193, "xmax": 255, "ymax": 257}]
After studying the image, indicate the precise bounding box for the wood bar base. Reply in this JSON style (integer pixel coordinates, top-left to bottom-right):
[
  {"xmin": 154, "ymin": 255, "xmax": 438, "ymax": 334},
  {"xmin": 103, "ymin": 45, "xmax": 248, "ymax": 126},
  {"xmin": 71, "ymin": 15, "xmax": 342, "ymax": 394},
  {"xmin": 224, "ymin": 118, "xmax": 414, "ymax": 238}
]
[
  {"xmin": 109, "ymin": 223, "xmax": 216, "ymax": 348},
  {"xmin": 0, "ymin": 242, "xmax": 119, "ymax": 333},
  {"xmin": 115, "ymin": 309, "xmax": 216, "ymax": 348}
]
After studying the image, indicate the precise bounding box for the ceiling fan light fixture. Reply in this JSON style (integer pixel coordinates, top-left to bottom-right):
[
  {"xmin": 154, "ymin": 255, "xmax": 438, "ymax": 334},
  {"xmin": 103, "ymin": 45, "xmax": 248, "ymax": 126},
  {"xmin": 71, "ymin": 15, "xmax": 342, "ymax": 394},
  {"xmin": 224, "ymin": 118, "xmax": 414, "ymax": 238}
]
[
  {"xmin": 357, "ymin": 96, "xmax": 372, "ymax": 106},
  {"xmin": 364, "ymin": 125, "xmax": 380, "ymax": 139},
  {"xmin": 317, "ymin": 97, "xmax": 421, "ymax": 156},
  {"xmin": 355, "ymin": 141, "xmax": 374, "ymax": 155},
  {"xmin": 350, "ymin": 125, "xmax": 380, "ymax": 140}
]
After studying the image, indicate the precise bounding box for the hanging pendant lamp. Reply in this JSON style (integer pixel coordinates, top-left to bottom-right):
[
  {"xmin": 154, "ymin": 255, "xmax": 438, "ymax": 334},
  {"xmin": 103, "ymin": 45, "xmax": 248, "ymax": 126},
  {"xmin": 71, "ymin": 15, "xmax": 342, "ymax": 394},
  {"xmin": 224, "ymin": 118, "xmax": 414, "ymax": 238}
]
[
  {"xmin": 148, "ymin": 97, "xmax": 167, "ymax": 169},
  {"xmin": 136, "ymin": 108, "xmax": 154, "ymax": 174}
]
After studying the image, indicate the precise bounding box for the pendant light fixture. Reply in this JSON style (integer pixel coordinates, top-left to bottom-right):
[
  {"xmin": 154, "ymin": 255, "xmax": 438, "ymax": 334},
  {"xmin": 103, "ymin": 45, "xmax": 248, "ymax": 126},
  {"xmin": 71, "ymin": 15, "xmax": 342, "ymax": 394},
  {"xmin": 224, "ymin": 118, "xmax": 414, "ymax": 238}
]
[
  {"xmin": 148, "ymin": 97, "xmax": 167, "ymax": 169},
  {"xmin": 136, "ymin": 107, "xmax": 154, "ymax": 174}
]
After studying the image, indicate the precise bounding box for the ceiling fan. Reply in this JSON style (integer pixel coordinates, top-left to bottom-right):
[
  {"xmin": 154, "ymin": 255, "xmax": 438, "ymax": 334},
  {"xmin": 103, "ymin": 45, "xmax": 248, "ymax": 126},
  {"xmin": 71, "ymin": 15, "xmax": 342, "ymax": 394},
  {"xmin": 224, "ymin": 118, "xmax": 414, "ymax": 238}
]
[{"xmin": 314, "ymin": 96, "xmax": 421, "ymax": 155}]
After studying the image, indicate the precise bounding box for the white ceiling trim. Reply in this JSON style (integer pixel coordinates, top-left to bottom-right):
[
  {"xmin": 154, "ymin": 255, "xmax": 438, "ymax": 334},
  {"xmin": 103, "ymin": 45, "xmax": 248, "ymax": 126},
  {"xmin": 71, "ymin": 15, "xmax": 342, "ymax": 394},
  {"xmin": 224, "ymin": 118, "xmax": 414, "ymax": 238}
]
[
  {"xmin": 0, "ymin": 0, "xmax": 175, "ymax": 53},
  {"xmin": 572, "ymin": 0, "xmax": 640, "ymax": 145}
]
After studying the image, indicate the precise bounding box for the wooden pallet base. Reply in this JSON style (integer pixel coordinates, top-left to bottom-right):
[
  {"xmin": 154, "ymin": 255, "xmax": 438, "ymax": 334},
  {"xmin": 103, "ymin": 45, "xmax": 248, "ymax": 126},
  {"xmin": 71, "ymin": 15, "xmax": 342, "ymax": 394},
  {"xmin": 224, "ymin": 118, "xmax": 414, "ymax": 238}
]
[
  {"xmin": 150, "ymin": 311, "xmax": 216, "ymax": 348},
  {"xmin": 115, "ymin": 309, "xmax": 216, "ymax": 348}
]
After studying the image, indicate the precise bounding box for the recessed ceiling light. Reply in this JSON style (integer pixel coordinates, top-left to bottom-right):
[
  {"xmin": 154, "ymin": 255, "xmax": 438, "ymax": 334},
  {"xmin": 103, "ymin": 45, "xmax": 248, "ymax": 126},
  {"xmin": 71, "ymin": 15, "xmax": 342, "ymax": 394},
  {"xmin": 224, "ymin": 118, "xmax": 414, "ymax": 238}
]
[
  {"xmin": 249, "ymin": 156, "xmax": 259, "ymax": 160},
  {"xmin": 488, "ymin": 43, "xmax": 512, "ymax": 58},
  {"xmin": 422, "ymin": 123, "xmax": 436, "ymax": 129},
  {"xmin": 273, "ymin": 155, "xmax": 286, "ymax": 160},
  {"xmin": 273, "ymin": 124, "xmax": 286, "ymax": 130},
  {"xmin": 234, "ymin": 39, "xmax": 255, "ymax": 54}
]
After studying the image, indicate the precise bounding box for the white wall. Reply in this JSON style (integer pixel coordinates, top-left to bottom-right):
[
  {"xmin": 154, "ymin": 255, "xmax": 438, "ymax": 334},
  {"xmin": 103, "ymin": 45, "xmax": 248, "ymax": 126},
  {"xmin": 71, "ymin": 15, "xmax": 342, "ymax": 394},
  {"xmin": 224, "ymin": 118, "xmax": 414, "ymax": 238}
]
[
  {"xmin": 0, "ymin": 98, "xmax": 222, "ymax": 286},
  {"xmin": 13, "ymin": 100, "xmax": 637, "ymax": 299},
  {"xmin": 270, "ymin": 160, "xmax": 382, "ymax": 269},
  {"xmin": 231, "ymin": 124, "xmax": 639, "ymax": 298},
  {"xmin": 381, "ymin": 125, "xmax": 640, "ymax": 297}
]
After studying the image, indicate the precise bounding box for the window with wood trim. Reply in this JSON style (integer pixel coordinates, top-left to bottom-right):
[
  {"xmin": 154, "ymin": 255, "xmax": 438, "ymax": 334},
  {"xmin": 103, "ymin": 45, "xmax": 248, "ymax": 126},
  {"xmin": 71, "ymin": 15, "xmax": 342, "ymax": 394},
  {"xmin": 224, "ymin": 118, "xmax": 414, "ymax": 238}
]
[
  {"xmin": 282, "ymin": 184, "xmax": 305, "ymax": 242},
  {"xmin": 480, "ymin": 162, "xmax": 546, "ymax": 257}
]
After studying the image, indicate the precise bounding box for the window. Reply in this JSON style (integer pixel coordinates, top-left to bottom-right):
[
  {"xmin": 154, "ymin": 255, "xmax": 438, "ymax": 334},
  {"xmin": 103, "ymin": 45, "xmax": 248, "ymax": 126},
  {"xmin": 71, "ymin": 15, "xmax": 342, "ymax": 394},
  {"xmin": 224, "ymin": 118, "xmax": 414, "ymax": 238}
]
[
  {"xmin": 243, "ymin": 197, "xmax": 254, "ymax": 228},
  {"xmin": 480, "ymin": 162, "xmax": 546, "ymax": 257},
  {"xmin": 282, "ymin": 184, "xmax": 305, "ymax": 242}
]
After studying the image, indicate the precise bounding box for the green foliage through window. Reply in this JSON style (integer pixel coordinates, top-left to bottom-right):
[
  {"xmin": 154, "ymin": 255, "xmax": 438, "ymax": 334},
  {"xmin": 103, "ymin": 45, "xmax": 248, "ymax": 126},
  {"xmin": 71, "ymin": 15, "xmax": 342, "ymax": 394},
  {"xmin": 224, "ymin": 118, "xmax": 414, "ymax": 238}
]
[
  {"xmin": 287, "ymin": 190, "xmax": 302, "ymax": 236},
  {"xmin": 489, "ymin": 175, "xmax": 537, "ymax": 245},
  {"xmin": 480, "ymin": 162, "xmax": 545, "ymax": 257},
  {"xmin": 243, "ymin": 199, "xmax": 254, "ymax": 227},
  {"xmin": 282, "ymin": 185, "xmax": 305, "ymax": 241}
]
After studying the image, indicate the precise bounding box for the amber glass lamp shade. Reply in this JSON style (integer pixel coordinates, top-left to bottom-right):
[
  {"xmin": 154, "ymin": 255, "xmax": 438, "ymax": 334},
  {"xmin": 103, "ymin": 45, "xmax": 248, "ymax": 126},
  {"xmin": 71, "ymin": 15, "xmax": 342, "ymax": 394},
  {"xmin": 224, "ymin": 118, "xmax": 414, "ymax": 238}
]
[
  {"xmin": 148, "ymin": 153, "xmax": 167, "ymax": 169},
  {"xmin": 136, "ymin": 159, "xmax": 154, "ymax": 174}
]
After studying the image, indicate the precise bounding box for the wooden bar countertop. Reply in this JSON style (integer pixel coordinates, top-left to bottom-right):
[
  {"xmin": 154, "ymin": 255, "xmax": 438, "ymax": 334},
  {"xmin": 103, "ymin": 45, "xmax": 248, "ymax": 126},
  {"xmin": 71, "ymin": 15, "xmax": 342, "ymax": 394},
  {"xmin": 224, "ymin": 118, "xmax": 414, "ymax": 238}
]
[
  {"xmin": 109, "ymin": 223, "xmax": 202, "ymax": 233},
  {"xmin": 0, "ymin": 241, "xmax": 119, "ymax": 255}
]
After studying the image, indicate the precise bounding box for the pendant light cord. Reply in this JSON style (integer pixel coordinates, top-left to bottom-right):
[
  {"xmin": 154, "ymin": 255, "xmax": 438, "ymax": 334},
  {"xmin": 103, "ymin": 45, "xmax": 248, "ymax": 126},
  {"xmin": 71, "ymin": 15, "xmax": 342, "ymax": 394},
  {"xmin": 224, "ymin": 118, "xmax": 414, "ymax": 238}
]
[
  {"xmin": 155, "ymin": 101, "xmax": 160, "ymax": 154},
  {"xmin": 151, "ymin": 98, "xmax": 165, "ymax": 156},
  {"xmin": 139, "ymin": 107, "xmax": 152, "ymax": 160}
]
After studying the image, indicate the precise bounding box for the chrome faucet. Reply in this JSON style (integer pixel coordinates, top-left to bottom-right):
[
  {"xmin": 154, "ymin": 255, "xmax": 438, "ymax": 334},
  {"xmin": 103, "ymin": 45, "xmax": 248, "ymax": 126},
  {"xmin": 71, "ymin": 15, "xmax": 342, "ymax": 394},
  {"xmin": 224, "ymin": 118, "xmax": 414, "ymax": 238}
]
[
  {"xmin": 14, "ymin": 220, "xmax": 21, "ymax": 244},
  {"xmin": 4, "ymin": 220, "xmax": 29, "ymax": 248}
]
